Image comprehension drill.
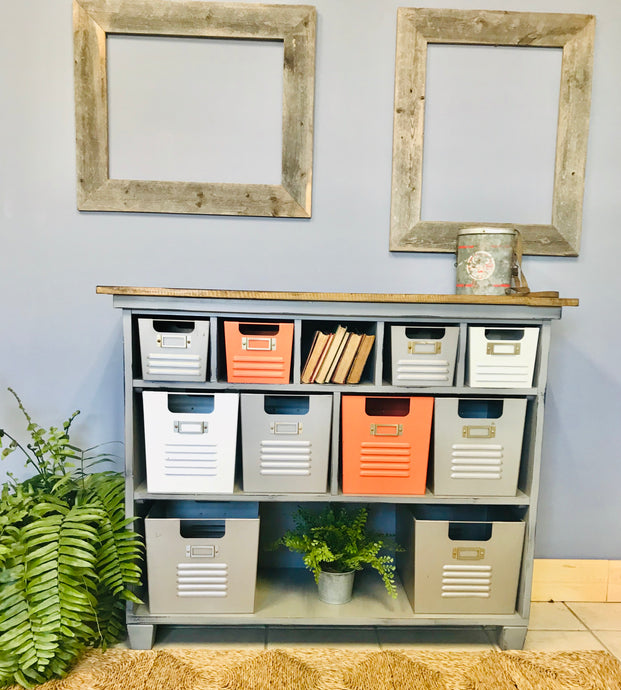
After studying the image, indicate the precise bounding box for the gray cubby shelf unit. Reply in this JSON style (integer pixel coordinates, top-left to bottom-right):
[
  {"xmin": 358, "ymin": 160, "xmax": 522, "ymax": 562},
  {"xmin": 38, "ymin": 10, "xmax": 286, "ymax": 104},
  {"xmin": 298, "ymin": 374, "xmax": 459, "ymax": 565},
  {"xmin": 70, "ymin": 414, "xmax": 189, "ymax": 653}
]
[{"xmin": 97, "ymin": 287, "xmax": 577, "ymax": 652}]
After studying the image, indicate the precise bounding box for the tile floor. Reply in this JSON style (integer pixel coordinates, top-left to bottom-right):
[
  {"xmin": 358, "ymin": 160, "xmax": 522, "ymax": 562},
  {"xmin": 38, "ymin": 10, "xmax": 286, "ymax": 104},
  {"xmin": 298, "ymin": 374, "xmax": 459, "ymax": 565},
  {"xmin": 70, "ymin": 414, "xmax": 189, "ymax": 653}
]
[{"xmin": 149, "ymin": 602, "xmax": 621, "ymax": 659}]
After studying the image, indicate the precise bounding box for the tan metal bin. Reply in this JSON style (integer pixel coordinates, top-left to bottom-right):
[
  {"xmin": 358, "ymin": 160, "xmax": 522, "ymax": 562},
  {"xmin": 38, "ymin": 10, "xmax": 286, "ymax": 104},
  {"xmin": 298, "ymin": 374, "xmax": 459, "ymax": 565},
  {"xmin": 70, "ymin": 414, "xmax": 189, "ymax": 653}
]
[
  {"xmin": 145, "ymin": 501, "xmax": 259, "ymax": 614},
  {"xmin": 397, "ymin": 505, "xmax": 525, "ymax": 615}
]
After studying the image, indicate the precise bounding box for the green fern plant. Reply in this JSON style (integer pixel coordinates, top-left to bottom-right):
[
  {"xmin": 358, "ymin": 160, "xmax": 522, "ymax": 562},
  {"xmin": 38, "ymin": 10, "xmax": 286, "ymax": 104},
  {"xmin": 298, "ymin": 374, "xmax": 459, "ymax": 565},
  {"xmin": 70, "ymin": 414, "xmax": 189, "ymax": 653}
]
[
  {"xmin": 0, "ymin": 389, "xmax": 143, "ymax": 689},
  {"xmin": 272, "ymin": 505, "xmax": 402, "ymax": 598}
]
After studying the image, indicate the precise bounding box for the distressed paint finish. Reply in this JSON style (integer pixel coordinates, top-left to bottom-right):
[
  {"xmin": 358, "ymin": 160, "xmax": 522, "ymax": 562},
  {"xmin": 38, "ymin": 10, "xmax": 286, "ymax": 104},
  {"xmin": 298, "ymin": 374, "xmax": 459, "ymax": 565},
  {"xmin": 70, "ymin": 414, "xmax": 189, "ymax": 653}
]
[
  {"xmin": 73, "ymin": 0, "xmax": 316, "ymax": 217},
  {"xmin": 390, "ymin": 9, "xmax": 595, "ymax": 256}
]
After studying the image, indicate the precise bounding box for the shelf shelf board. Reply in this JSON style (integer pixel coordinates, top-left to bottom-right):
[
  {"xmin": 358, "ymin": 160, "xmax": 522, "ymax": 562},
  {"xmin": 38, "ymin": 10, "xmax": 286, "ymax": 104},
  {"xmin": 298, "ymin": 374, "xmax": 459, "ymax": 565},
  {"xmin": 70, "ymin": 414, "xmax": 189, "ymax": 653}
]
[
  {"xmin": 132, "ymin": 380, "xmax": 539, "ymax": 396},
  {"xmin": 128, "ymin": 567, "xmax": 527, "ymax": 627},
  {"xmin": 132, "ymin": 482, "xmax": 530, "ymax": 505}
]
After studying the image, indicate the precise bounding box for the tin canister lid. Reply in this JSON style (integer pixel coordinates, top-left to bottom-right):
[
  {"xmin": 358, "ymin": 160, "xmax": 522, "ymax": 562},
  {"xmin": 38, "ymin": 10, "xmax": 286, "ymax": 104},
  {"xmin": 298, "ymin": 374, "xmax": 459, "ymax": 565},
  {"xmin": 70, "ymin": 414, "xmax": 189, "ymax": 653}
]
[{"xmin": 457, "ymin": 227, "xmax": 516, "ymax": 236}]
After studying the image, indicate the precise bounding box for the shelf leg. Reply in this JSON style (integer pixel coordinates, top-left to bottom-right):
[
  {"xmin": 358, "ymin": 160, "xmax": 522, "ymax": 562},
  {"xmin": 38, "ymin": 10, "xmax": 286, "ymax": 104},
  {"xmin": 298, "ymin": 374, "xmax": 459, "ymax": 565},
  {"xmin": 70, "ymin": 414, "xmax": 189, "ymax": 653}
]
[
  {"xmin": 497, "ymin": 625, "xmax": 527, "ymax": 650},
  {"xmin": 127, "ymin": 623, "xmax": 156, "ymax": 650}
]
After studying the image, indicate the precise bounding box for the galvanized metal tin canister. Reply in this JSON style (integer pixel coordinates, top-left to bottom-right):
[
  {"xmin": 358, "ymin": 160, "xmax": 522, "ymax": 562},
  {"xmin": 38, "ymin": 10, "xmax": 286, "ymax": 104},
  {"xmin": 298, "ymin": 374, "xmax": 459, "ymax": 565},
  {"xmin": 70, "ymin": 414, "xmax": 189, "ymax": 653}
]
[{"xmin": 455, "ymin": 228, "xmax": 517, "ymax": 295}]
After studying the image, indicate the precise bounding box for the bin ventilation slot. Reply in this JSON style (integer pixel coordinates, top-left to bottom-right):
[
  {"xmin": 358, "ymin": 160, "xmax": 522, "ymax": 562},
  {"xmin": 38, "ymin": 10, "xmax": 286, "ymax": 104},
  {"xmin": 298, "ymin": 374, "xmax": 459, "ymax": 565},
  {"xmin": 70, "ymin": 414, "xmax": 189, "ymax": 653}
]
[
  {"xmin": 264, "ymin": 396, "xmax": 310, "ymax": 415},
  {"xmin": 484, "ymin": 329, "xmax": 524, "ymax": 341},
  {"xmin": 473, "ymin": 365, "xmax": 531, "ymax": 385},
  {"xmin": 396, "ymin": 360, "xmax": 449, "ymax": 382},
  {"xmin": 365, "ymin": 398, "xmax": 410, "ymax": 417},
  {"xmin": 180, "ymin": 521, "xmax": 225, "ymax": 539},
  {"xmin": 153, "ymin": 320, "xmax": 195, "ymax": 333},
  {"xmin": 147, "ymin": 353, "xmax": 202, "ymax": 377},
  {"xmin": 231, "ymin": 356, "xmax": 286, "ymax": 379},
  {"xmin": 458, "ymin": 400, "xmax": 503, "ymax": 419},
  {"xmin": 448, "ymin": 522, "xmax": 493, "ymax": 541},
  {"xmin": 164, "ymin": 443, "xmax": 218, "ymax": 476},
  {"xmin": 177, "ymin": 562, "xmax": 228, "ymax": 597},
  {"xmin": 359, "ymin": 442, "xmax": 411, "ymax": 477},
  {"xmin": 260, "ymin": 440, "xmax": 311, "ymax": 476},
  {"xmin": 167, "ymin": 395, "xmax": 215, "ymax": 414},
  {"xmin": 441, "ymin": 564, "xmax": 492, "ymax": 598},
  {"xmin": 405, "ymin": 327, "xmax": 446, "ymax": 340},
  {"xmin": 451, "ymin": 444, "xmax": 503, "ymax": 480}
]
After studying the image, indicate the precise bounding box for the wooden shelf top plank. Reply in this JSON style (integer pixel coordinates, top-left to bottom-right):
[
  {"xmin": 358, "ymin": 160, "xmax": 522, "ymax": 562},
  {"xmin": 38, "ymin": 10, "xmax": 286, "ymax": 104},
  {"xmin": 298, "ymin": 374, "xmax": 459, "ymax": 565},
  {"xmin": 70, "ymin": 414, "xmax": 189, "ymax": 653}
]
[{"xmin": 97, "ymin": 285, "xmax": 578, "ymax": 308}]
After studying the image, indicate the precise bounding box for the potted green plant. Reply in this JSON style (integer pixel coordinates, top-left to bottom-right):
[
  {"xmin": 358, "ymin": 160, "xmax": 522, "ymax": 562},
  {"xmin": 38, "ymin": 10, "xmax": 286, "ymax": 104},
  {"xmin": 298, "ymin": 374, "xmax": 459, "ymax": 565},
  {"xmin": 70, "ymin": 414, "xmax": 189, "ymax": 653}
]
[
  {"xmin": 272, "ymin": 504, "xmax": 401, "ymax": 604},
  {"xmin": 0, "ymin": 388, "xmax": 143, "ymax": 689}
]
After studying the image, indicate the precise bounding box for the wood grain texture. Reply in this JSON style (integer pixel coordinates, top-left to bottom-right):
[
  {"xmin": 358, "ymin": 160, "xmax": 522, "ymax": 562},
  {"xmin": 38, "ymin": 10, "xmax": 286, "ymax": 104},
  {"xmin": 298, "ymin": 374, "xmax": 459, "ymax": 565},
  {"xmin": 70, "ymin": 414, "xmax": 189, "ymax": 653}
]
[
  {"xmin": 531, "ymin": 559, "xmax": 609, "ymax": 602},
  {"xmin": 74, "ymin": 1, "xmax": 108, "ymax": 204},
  {"xmin": 73, "ymin": 0, "xmax": 316, "ymax": 217},
  {"xmin": 607, "ymin": 561, "xmax": 621, "ymax": 602},
  {"xmin": 390, "ymin": 8, "xmax": 595, "ymax": 256},
  {"xmin": 95, "ymin": 285, "xmax": 578, "ymax": 307},
  {"xmin": 75, "ymin": 0, "xmax": 313, "ymax": 37}
]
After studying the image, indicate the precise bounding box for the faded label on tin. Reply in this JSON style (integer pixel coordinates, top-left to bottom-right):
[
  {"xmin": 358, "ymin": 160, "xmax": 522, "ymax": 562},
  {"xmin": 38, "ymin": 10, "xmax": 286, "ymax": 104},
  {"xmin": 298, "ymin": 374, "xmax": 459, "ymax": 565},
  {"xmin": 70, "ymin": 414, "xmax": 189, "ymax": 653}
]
[{"xmin": 466, "ymin": 251, "xmax": 495, "ymax": 281}]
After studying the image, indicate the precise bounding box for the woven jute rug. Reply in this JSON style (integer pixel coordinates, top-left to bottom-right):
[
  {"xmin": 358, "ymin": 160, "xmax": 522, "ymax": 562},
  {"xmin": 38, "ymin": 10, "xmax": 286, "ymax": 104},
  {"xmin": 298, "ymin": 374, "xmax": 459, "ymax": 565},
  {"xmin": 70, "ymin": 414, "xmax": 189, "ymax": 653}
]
[{"xmin": 17, "ymin": 647, "xmax": 621, "ymax": 690}]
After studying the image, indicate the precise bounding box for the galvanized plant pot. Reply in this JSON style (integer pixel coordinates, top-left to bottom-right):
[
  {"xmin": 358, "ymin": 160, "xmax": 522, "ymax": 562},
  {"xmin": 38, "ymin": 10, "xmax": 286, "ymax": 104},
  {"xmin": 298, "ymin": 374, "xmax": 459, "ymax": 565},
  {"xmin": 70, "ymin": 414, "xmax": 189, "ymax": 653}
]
[
  {"xmin": 456, "ymin": 228, "xmax": 517, "ymax": 295},
  {"xmin": 317, "ymin": 570, "xmax": 355, "ymax": 604}
]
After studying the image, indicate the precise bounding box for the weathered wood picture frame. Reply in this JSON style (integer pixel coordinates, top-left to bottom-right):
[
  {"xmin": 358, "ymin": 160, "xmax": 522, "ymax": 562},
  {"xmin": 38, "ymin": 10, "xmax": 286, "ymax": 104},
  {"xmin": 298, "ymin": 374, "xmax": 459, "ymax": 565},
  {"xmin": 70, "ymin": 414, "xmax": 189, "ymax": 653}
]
[
  {"xmin": 390, "ymin": 9, "xmax": 595, "ymax": 255},
  {"xmin": 73, "ymin": 0, "xmax": 316, "ymax": 217}
]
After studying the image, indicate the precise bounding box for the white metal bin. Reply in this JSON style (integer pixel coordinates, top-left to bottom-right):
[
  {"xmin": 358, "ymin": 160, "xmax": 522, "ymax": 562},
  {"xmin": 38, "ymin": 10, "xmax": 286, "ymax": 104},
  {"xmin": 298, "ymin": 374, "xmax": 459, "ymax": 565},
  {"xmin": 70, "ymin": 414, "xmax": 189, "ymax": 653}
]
[
  {"xmin": 138, "ymin": 318, "xmax": 210, "ymax": 381},
  {"xmin": 391, "ymin": 325, "xmax": 459, "ymax": 386},
  {"xmin": 145, "ymin": 501, "xmax": 259, "ymax": 614},
  {"xmin": 432, "ymin": 398, "xmax": 527, "ymax": 496},
  {"xmin": 396, "ymin": 505, "xmax": 525, "ymax": 615},
  {"xmin": 240, "ymin": 394, "xmax": 332, "ymax": 493},
  {"xmin": 467, "ymin": 326, "xmax": 539, "ymax": 388},
  {"xmin": 143, "ymin": 391, "xmax": 239, "ymax": 494}
]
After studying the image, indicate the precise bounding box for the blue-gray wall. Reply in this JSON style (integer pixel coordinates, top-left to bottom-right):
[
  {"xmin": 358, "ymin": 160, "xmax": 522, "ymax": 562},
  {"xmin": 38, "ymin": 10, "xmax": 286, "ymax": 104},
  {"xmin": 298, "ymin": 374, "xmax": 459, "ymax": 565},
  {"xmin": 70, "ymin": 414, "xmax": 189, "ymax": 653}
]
[{"xmin": 1, "ymin": 0, "xmax": 620, "ymax": 559}]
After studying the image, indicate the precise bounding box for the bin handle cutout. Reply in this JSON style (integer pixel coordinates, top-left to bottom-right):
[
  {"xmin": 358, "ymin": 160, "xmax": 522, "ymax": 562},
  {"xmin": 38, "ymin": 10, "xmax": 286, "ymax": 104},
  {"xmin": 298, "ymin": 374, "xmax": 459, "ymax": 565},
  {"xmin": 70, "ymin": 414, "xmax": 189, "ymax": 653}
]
[
  {"xmin": 448, "ymin": 522, "xmax": 493, "ymax": 542},
  {"xmin": 370, "ymin": 423, "xmax": 403, "ymax": 436},
  {"xmin": 168, "ymin": 394, "xmax": 215, "ymax": 414},
  {"xmin": 365, "ymin": 397, "xmax": 410, "ymax": 417},
  {"xmin": 238, "ymin": 323, "xmax": 281, "ymax": 336},
  {"xmin": 484, "ymin": 328, "xmax": 524, "ymax": 341},
  {"xmin": 153, "ymin": 320, "xmax": 195, "ymax": 334},
  {"xmin": 180, "ymin": 520, "xmax": 225, "ymax": 539},
  {"xmin": 458, "ymin": 399, "xmax": 503, "ymax": 419},
  {"xmin": 264, "ymin": 395, "xmax": 310, "ymax": 415},
  {"xmin": 404, "ymin": 327, "xmax": 446, "ymax": 340},
  {"xmin": 462, "ymin": 424, "xmax": 496, "ymax": 439}
]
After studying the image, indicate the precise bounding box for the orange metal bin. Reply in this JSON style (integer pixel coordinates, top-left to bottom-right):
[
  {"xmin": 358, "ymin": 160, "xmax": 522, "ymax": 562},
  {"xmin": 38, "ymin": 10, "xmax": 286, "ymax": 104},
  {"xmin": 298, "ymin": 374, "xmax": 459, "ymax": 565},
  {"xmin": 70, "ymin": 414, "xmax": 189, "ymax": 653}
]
[
  {"xmin": 224, "ymin": 321, "xmax": 294, "ymax": 384},
  {"xmin": 341, "ymin": 395, "xmax": 434, "ymax": 495}
]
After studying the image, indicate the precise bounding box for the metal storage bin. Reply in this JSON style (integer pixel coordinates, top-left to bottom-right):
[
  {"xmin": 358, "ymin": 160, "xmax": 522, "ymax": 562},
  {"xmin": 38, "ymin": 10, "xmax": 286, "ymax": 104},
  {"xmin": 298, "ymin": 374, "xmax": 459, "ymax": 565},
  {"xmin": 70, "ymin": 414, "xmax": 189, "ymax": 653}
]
[
  {"xmin": 341, "ymin": 395, "xmax": 433, "ymax": 495},
  {"xmin": 145, "ymin": 501, "xmax": 259, "ymax": 614},
  {"xmin": 432, "ymin": 398, "xmax": 527, "ymax": 496},
  {"xmin": 390, "ymin": 325, "xmax": 459, "ymax": 386},
  {"xmin": 224, "ymin": 321, "xmax": 294, "ymax": 384},
  {"xmin": 240, "ymin": 394, "xmax": 332, "ymax": 493},
  {"xmin": 143, "ymin": 391, "xmax": 239, "ymax": 494},
  {"xmin": 467, "ymin": 326, "xmax": 539, "ymax": 388},
  {"xmin": 396, "ymin": 505, "xmax": 525, "ymax": 615},
  {"xmin": 138, "ymin": 318, "xmax": 209, "ymax": 381}
]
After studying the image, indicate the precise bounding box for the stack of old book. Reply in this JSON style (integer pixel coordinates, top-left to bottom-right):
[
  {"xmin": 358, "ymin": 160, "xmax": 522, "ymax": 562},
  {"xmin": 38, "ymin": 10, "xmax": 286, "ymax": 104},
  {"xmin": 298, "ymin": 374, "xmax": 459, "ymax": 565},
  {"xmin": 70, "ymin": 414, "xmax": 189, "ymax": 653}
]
[{"xmin": 301, "ymin": 325, "xmax": 375, "ymax": 384}]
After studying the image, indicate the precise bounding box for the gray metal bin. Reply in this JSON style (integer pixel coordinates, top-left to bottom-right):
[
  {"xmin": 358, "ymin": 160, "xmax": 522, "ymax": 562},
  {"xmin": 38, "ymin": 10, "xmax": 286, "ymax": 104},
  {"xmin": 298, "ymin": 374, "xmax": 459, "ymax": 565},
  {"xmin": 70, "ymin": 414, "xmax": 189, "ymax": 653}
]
[
  {"xmin": 240, "ymin": 394, "xmax": 332, "ymax": 493},
  {"xmin": 391, "ymin": 325, "xmax": 459, "ymax": 386},
  {"xmin": 432, "ymin": 398, "xmax": 527, "ymax": 496},
  {"xmin": 138, "ymin": 317, "xmax": 209, "ymax": 381},
  {"xmin": 145, "ymin": 501, "xmax": 259, "ymax": 614},
  {"xmin": 396, "ymin": 505, "xmax": 525, "ymax": 615}
]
